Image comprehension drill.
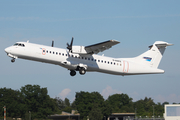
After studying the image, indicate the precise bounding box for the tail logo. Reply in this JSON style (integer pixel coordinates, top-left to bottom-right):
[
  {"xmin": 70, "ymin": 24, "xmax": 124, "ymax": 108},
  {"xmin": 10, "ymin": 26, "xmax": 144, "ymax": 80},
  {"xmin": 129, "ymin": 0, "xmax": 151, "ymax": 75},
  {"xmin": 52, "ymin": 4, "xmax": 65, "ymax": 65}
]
[{"xmin": 143, "ymin": 57, "xmax": 152, "ymax": 62}]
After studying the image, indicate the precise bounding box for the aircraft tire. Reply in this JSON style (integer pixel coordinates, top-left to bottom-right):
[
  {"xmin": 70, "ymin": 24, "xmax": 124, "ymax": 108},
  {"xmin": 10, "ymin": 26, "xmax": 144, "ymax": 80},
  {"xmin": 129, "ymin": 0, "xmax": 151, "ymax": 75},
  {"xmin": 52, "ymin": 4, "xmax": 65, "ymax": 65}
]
[
  {"xmin": 70, "ymin": 70, "xmax": 76, "ymax": 76},
  {"xmin": 11, "ymin": 59, "xmax": 15, "ymax": 63},
  {"xmin": 79, "ymin": 68, "xmax": 86, "ymax": 75}
]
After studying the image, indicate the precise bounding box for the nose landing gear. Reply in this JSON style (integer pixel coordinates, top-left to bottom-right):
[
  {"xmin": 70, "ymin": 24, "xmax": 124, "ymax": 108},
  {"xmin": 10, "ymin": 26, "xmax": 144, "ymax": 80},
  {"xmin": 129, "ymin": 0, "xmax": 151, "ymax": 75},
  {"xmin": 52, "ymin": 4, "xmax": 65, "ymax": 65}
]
[{"xmin": 11, "ymin": 58, "xmax": 15, "ymax": 63}]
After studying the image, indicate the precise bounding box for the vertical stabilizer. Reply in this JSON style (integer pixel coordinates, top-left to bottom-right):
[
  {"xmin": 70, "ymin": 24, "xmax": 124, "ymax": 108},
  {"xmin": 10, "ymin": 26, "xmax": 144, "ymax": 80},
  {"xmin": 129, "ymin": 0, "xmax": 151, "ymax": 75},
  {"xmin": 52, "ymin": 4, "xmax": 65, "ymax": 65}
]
[{"xmin": 134, "ymin": 41, "xmax": 173, "ymax": 68}]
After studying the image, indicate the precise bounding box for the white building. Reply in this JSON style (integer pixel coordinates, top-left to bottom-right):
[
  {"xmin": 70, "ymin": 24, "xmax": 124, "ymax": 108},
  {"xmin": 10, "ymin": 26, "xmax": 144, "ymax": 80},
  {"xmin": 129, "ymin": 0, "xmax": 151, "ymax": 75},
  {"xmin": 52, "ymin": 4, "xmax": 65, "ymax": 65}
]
[{"xmin": 164, "ymin": 104, "xmax": 180, "ymax": 120}]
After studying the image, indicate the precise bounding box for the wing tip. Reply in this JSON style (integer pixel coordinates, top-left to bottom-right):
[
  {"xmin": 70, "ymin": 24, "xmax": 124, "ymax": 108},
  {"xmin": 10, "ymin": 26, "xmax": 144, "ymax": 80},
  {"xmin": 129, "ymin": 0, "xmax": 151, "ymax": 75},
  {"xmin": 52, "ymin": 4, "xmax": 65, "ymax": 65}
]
[{"xmin": 110, "ymin": 39, "xmax": 120, "ymax": 43}]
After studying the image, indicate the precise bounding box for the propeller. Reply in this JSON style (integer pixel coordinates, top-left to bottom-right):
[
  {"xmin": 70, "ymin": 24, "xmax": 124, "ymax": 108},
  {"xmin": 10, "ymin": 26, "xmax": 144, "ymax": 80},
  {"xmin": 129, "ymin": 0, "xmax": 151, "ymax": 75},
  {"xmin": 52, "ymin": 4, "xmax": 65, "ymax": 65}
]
[
  {"xmin": 51, "ymin": 40, "xmax": 54, "ymax": 47},
  {"xmin": 67, "ymin": 37, "xmax": 74, "ymax": 52}
]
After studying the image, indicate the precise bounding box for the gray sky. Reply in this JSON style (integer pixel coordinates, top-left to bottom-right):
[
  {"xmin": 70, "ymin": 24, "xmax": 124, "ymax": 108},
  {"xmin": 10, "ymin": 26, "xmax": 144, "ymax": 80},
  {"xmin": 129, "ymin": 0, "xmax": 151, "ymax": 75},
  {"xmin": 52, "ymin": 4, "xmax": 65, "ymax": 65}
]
[{"xmin": 1, "ymin": 0, "xmax": 180, "ymax": 103}]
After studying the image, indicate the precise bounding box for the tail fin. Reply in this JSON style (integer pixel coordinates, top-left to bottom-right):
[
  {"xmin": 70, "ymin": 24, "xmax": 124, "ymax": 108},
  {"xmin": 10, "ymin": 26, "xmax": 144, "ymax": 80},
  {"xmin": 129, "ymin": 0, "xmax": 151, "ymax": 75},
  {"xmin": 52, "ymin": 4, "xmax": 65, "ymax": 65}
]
[{"xmin": 134, "ymin": 41, "xmax": 173, "ymax": 68}]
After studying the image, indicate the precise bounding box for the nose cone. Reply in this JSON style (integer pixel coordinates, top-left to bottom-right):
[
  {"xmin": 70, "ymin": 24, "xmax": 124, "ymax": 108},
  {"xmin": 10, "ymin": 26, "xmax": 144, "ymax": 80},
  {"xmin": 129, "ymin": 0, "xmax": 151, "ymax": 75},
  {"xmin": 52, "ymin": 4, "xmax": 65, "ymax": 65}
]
[{"xmin": 5, "ymin": 47, "xmax": 11, "ymax": 53}]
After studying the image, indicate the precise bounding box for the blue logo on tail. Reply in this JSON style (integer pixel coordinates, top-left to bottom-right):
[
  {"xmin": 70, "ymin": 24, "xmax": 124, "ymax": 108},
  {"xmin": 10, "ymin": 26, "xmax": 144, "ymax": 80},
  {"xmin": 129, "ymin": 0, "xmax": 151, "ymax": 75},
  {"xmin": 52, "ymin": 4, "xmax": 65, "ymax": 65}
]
[{"xmin": 143, "ymin": 57, "xmax": 152, "ymax": 62}]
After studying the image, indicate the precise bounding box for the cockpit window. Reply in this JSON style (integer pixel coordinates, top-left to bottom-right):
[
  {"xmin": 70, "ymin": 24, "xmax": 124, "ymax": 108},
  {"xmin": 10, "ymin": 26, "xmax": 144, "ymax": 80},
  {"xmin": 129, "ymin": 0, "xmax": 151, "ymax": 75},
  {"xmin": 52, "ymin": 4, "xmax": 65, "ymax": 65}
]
[
  {"xmin": 13, "ymin": 43, "xmax": 25, "ymax": 47},
  {"xmin": 14, "ymin": 43, "xmax": 19, "ymax": 46}
]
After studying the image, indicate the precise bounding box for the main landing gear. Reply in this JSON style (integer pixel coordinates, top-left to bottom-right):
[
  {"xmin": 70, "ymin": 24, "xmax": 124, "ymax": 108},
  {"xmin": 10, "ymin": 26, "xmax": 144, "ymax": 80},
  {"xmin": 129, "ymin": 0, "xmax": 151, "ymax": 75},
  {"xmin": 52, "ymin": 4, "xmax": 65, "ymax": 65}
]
[
  {"xmin": 79, "ymin": 67, "xmax": 86, "ymax": 75},
  {"xmin": 70, "ymin": 70, "xmax": 76, "ymax": 76},
  {"xmin": 70, "ymin": 67, "xmax": 86, "ymax": 76}
]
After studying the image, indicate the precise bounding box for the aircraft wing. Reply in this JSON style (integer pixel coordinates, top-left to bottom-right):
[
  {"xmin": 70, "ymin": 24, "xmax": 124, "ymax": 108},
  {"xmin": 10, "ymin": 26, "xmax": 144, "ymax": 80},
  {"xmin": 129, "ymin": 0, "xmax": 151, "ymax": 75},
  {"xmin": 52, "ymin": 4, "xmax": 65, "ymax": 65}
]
[{"xmin": 85, "ymin": 40, "xmax": 120, "ymax": 54}]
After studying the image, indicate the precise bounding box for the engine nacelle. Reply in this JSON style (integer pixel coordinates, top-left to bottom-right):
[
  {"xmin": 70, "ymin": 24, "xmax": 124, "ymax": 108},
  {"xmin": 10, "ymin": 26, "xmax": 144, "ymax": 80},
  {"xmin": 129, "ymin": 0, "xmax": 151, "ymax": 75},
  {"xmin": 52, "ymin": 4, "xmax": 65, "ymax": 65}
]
[{"xmin": 72, "ymin": 46, "xmax": 88, "ymax": 54}]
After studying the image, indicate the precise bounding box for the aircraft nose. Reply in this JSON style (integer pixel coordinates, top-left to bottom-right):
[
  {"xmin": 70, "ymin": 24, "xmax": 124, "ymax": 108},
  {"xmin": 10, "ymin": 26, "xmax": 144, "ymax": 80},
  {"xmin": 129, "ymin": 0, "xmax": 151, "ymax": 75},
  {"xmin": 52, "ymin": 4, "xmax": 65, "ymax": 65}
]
[{"xmin": 5, "ymin": 47, "xmax": 11, "ymax": 53}]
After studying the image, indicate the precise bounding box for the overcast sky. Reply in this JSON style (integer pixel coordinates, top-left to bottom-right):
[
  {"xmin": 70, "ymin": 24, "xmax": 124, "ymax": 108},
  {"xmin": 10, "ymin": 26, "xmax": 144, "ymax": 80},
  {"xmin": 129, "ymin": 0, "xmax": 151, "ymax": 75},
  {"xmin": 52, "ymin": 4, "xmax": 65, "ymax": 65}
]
[{"xmin": 1, "ymin": 0, "xmax": 180, "ymax": 104}]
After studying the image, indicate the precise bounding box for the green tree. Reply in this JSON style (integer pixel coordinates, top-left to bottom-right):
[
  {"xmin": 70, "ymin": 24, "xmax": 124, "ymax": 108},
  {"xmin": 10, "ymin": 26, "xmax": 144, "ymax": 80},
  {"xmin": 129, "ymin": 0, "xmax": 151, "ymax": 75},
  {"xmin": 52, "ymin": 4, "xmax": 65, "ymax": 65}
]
[
  {"xmin": 54, "ymin": 97, "xmax": 65, "ymax": 110},
  {"xmin": 75, "ymin": 91, "xmax": 105, "ymax": 120},
  {"xmin": 162, "ymin": 102, "xmax": 169, "ymax": 107},
  {"xmin": 54, "ymin": 97, "xmax": 73, "ymax": 113},
  {"xmin": 88, "ymin": 103, "xmax": 103, "ymax": 120},
  {"xmin": 20, "ymin": 84, "xmax": 57, "ymax": 119},
  {"xmin": 107, "ymin": 93, "xmax": 133, "ymax": 113},
  {"xmin": 155, "ymin": 102, "xmax": 164, "ymax": 117},
  {"xmin": 64, "ymin": 98, "xmax": 70, "ymax": 107},
  {"xmin": 100, "ymin": 100, "xmax": 112, "ymax": 119},
  {"xmin": 62, "ymin": 107, "xmax": 72, "ymax": 113},
  {"xmin": 71, "ymin": 100, "xmax": 76, "ymax": 110},
  {"xmin": 0, "ymin": 88, "xmax": 26, "ymax": 118},
  {"xmin": 133, "ymin": 97, "xmax": 156, "ymax": 117}
]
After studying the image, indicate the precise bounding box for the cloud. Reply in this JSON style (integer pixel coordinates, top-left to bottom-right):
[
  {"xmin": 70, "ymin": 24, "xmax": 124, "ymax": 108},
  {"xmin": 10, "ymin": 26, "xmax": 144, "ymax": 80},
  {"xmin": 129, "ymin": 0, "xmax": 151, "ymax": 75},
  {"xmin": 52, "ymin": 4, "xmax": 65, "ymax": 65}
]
[
  {"xmin": 58, "ymin": 88, "xmax": 71, "ymax": 100},
  {"xmin": 101, "ymin": 86, "xmax": 122, "ymax": 99}
]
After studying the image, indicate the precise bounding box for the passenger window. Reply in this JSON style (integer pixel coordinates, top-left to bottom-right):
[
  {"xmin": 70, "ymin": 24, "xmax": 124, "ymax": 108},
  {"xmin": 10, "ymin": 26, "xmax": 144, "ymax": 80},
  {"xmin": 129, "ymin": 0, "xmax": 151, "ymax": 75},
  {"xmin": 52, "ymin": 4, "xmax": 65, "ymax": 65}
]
[
  {"xmin": 92, "ymin": 58, "xmax": 94, "ymax": 61},
  {"xmin": 85, "ymin": 57, "xmax": 87, "ymax": 60},
  {"xmin": 46, "ymin": 50, "xmax": 48, "ymax": 53},
  {"xmin": 104, "ymin": 61, "xmax": 106, "ymax": 63},
  {"xmin": 82, "ymin": 57, "xmax": 84, "ymax": 59},
  {"xmin": 98, "ymin": 60, "xmax": 100, "ymax": 62},
  {"xmin": 72, "ymin": 55, "xmax": 74, "ymax": 57},
  {"xmin": 88, "ymin": 58, "xmax": 90, "ymax": 60},
  {"xmin": 59, "ymin": 53, "xmax": 61, "ymax": 55},
  {"xmin": 101, "ymin": 60, "xmax": 103, "ymax": 63},
  {"xmin": 50, "ymin": 51, "xmax": 51, "ymax": 54},
  {"xmin": 111, "ymin": 62, "xmax": 112, "ymax": 64},
  {"xmin": 56, "ymin": 52, "xmax": 58, "ymax": 55},
  {"xmin": 53, "ymin": 52, "xmax": 54, "ymax": 54},
  {"xmin": 62, "ymin": 53, "xmax": 64, "ymax": 56}
]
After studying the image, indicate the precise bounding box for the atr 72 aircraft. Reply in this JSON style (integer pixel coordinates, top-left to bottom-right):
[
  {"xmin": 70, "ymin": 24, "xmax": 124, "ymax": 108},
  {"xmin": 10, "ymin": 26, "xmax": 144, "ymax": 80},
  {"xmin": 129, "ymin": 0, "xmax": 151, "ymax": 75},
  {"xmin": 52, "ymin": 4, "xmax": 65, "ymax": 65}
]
[{"xmin": 5, "ymin": 38, "xmax": 173, "ymax": 76}]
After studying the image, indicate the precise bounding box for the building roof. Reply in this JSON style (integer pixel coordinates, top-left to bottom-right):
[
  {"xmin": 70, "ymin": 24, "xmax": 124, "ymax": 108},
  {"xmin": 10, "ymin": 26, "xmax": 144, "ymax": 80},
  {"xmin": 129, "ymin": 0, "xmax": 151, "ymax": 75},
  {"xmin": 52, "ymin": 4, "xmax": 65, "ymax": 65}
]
[{"xmin": 112, "ymin": 113, "xmax": 135, "ymax": 115}]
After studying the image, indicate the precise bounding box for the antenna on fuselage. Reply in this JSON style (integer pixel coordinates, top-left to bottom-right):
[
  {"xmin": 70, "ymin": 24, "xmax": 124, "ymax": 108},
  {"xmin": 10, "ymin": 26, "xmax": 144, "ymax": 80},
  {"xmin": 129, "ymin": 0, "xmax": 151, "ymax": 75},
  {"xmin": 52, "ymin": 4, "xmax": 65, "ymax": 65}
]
[{"xmin": 52, "ymin": 40, "xmax": 54, "ymax": 47}]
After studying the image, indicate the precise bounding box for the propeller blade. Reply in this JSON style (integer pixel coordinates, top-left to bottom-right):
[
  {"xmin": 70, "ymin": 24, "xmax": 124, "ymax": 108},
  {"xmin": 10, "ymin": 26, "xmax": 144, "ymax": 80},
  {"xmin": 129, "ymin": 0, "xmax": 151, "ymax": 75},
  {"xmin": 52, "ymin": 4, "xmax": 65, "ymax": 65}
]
[
  {"xmin": 66, "ymin": 37, "xmax": 74, "ymax": 51},
  {"xmin": 70, "ymin": 37, "xmax": 74, "ymax": 47},
  {"xmin": 149, "ymin": 45, "xmax": 153, "ymax": 49},
  {"xmin": 52, "ymin": 40, "xmax": 54, "ymax": 47}
]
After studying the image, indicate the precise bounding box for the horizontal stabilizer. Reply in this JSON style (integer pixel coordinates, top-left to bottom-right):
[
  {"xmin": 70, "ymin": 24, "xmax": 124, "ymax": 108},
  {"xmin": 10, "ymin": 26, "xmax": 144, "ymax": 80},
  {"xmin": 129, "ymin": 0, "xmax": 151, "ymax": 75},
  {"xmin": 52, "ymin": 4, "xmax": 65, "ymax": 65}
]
[{"xmin": 154, "ymin": 41, "xmax": 173, "ymax": 47}]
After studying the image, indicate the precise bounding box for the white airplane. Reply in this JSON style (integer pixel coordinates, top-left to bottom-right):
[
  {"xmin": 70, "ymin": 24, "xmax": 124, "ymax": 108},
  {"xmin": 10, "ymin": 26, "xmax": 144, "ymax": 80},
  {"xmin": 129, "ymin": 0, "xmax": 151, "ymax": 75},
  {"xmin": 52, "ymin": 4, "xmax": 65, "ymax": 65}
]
[{"xmin": 5, "ymin": 38, "xmax": 173, "ymax": 76}]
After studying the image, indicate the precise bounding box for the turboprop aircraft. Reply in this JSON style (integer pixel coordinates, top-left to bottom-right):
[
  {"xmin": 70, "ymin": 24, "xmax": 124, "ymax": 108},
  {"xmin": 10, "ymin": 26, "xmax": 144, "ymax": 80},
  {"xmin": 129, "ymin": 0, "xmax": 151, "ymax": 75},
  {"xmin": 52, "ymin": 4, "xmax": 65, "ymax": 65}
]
[{"xmin": 4, "ymin": 38, "xmax": 173, "ymax": 76}]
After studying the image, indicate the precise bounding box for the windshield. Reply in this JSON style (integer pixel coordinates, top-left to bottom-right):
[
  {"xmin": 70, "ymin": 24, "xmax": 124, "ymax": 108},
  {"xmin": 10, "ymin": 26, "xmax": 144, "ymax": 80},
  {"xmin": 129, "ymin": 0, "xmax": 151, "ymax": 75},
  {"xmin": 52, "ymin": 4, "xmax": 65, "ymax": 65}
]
[{"xmin": 13, "ymin": 43, "xmax": 25, "ymax": 47}]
